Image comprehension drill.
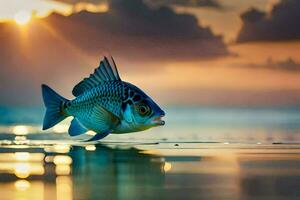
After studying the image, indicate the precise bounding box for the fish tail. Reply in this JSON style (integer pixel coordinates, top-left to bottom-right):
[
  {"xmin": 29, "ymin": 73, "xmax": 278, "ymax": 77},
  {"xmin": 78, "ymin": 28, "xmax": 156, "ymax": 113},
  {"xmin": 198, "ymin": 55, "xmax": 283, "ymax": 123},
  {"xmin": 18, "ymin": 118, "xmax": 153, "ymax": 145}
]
[{"xmin": 41, "ymin": 84, "xmax": 69, "ymax": 130}]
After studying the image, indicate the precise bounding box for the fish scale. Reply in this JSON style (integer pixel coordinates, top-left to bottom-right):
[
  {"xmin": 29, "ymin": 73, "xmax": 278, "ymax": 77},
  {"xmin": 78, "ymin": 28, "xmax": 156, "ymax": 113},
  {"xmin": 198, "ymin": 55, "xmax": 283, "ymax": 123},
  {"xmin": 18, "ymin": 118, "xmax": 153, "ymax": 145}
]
[{"xmin": 66, "ymin": 81, "xmax": 124, "ymax": 118}]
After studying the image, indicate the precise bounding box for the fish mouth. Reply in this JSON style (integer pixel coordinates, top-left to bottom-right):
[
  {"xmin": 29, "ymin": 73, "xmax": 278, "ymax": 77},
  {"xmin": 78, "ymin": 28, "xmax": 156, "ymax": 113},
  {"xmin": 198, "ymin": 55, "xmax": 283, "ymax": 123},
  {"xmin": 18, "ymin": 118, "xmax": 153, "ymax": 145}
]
[{"xmin": 151, "ymin": 115, "xmax": 165, "ymax": 126}]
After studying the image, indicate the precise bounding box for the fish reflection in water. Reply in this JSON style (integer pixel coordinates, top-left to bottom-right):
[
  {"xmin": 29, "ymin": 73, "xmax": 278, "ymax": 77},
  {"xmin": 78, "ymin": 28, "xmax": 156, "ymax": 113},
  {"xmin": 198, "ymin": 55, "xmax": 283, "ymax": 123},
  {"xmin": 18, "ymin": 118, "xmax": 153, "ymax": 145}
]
[{"xmin": 70, "ymin": 145, "xmax": 165, "ymax": 200}]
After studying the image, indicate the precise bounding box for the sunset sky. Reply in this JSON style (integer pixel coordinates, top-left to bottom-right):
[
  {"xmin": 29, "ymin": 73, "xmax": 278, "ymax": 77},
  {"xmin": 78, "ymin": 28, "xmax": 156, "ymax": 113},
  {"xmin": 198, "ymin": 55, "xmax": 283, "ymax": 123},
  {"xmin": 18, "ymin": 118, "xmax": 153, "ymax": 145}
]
[{"xmin": 0, "ymin": 0, "xmax": 300, "ymax": 106}]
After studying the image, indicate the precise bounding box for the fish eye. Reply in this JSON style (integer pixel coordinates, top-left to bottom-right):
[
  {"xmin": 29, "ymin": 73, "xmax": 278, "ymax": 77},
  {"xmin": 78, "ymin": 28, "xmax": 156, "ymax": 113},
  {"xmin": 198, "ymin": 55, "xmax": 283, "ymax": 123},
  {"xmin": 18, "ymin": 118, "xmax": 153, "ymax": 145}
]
[{"xmin": 138, "ymin": 104, "xmax": 150, "ymax": 116}]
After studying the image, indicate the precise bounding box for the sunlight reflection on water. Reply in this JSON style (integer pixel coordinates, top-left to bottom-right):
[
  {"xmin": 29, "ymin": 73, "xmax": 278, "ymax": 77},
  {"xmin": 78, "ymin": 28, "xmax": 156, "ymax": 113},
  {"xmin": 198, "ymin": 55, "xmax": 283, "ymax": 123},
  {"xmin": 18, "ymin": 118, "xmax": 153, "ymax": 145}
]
[
  {"xmin": 0, "ymin": 146, "xmax": 74, "ymax": 199},
  {"xmin": 0, "ymin": 143, "xmax": 298, "ymax": 199},
  {"xmin": 12, "ymin": 126, "xmax": 30, "ymax": 135},
  {"xmin": 14, "ymin": 179, "xmax": 31, "ymax": 191}
]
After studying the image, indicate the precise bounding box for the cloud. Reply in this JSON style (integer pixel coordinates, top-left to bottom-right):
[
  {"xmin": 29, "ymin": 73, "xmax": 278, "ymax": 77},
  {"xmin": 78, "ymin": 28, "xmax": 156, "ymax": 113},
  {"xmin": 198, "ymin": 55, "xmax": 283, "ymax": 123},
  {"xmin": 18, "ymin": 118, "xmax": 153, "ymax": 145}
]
[
  {"xmin": 55, "ymin": 0, "xmax": 222, "ymax": 8},
  {"xmin": 0, "ymin": 0, "xmax": 228, "ymax": 105},
  {"xmin": 236, "ymin": 0, "xmax": 300, "ymax": 42},
  {"xmin": 145, "ymin": 0, "xmax": 222, "ymax": 8},
  {"xmin": 53, "ymin": 0, "xmax": 106, "ymax": 4},
  {"xmin": 159, "ymin": 88, "xmax": 300, "ymax": 106},
  {"xmin": 7, "ymin": 0, "xmax": 229, "ymax": 61},
  {"xmin": 238, "ymin": 57, "xmax": 300, "ymax": 72}
]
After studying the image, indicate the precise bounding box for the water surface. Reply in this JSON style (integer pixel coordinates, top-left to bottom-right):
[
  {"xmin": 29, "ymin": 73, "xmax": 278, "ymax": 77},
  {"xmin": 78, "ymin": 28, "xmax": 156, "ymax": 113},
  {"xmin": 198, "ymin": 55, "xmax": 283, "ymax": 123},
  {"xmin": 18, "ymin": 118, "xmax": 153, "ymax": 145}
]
[
  {"xmin": 0, "ymin": 106, "xmax": 299, "ymax": 199},
  {"xmin": 0, "ymin": 142, "xmax": 299, "ymax": 200}
]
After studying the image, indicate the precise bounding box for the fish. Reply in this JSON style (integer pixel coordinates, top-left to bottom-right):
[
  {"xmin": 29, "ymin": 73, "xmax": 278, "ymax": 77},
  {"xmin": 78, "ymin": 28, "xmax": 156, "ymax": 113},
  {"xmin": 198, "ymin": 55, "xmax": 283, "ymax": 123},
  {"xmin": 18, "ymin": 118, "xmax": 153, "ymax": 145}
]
[{"xmin": 41, "ymin": 57, "xmax": 165, "ymax": 141}]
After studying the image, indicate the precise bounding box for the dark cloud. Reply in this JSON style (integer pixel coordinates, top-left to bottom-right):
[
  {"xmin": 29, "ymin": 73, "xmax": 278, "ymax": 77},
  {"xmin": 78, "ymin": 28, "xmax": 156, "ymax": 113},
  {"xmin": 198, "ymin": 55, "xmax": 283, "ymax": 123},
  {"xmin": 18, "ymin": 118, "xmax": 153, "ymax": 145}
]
[
  {"xmin": 55, "ymin": 0, "xmax": 222, "ymax": 8},
  {"xmin": 145, "ymin": 0, "xmax": 222, "ymax": 8},
  {"xmin": 0, "ymin": 0, "xmax": 228, "ymax": 105},
  {"xmin": 236, "ymin": 0, "xmax": 300, "ymax": 42},
  {"xmin": 53, "ymin": 0, "xmax": 106, "ymax": 4},
  {"xmin": 238, "ymin": 57, "xmax": 300, "ymax": 72},
  {"xmin": 73, "ymin": 0, "xmax": 227, "ymax": 59}
]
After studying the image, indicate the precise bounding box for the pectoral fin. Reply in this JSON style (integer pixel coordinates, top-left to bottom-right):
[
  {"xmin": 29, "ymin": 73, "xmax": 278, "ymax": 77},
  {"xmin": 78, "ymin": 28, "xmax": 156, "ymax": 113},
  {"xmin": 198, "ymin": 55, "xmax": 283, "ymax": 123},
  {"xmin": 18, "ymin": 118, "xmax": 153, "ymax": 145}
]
[{"xmin": 87, "ymin": 104, "xmax": 119, "ymax": 137}]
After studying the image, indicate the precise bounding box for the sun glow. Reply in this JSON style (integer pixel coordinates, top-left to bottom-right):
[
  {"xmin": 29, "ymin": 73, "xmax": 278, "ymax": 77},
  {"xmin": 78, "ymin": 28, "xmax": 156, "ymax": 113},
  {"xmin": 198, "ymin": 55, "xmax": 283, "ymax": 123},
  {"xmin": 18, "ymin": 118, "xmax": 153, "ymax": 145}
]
[
  {"xmin": 14, "ymin": 10, "xmax": 32, "ymax": 25},
  {"xmin": 0, "ymin": 0, "xmax": 72, "ymax": 22},
  {"xmin": 0, "ymin": 0, "xmax": 109, "ymax": 22}
]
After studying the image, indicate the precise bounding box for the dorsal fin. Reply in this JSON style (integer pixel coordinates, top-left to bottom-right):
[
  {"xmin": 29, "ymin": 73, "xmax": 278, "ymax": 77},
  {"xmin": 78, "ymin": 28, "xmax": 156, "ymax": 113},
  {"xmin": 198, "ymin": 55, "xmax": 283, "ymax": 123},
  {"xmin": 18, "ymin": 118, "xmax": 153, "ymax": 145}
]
[{"xmin": 72, "ymin": 56, "xmax": 121, "ymax": 97}]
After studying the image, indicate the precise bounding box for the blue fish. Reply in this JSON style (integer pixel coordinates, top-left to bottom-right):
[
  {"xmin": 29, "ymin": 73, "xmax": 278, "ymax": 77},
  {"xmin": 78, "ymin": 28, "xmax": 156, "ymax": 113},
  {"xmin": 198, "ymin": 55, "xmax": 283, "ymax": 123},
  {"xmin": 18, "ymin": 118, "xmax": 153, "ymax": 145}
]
[{"xmin": 42, "ymin": 57, "xmax": 165, "ymax": 141}]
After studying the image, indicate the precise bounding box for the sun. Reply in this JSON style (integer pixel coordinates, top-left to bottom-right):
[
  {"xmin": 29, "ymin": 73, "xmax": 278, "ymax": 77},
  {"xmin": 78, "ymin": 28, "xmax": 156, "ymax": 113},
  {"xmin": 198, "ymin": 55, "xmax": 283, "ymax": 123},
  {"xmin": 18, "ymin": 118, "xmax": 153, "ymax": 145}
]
[{"xmin": 14, "ymin": 10, "xmax": 32, "ymax": 25}]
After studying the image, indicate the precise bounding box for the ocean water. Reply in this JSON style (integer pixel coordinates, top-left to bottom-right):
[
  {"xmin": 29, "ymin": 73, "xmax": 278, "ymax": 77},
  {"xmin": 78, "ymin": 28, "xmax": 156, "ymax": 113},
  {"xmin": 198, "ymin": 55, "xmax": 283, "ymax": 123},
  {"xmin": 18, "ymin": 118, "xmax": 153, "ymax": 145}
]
[
  {"xmin": 0, "ymin": 106, "xmax": 299, "ymax": 143},
  {"xmin": 0, "ymin": 142, "xmax": 299, "ymax": 200},
  {"xmin": 0, "ymin": 106, "xmax": 299, "ymax": 199}
]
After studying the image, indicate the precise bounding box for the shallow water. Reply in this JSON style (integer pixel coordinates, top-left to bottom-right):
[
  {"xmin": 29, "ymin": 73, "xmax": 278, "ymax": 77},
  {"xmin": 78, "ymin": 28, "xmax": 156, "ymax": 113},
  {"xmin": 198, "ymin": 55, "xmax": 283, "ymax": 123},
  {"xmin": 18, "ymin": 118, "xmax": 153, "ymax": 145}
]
[
  {"xmin": 0, "ymin": 106, "xmax": 300, "ymax": 199},
  {"xmin": 0, "ymin": 141, "xmax": 299, "ymax": 200}
]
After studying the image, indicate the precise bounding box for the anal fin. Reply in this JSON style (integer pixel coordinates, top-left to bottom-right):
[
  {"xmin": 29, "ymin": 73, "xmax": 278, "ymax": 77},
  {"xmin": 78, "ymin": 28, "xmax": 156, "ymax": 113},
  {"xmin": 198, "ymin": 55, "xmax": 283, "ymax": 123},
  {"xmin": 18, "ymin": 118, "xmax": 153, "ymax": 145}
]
[
  {"xmin": 84, "ymin": 131, "xmax": 111, "ymax": 142},
  {"xmin": 69, "ymin": 118, "xmax": 88, "ymax": 136}
]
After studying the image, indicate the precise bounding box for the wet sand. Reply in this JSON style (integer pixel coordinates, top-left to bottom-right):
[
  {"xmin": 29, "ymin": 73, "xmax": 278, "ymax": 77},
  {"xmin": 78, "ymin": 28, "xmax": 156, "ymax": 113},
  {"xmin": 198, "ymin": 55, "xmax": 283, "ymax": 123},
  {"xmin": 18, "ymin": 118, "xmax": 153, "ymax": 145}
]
[{"xmin": 0, "ymin": 140, "xmax": 299, "ymax": 200}]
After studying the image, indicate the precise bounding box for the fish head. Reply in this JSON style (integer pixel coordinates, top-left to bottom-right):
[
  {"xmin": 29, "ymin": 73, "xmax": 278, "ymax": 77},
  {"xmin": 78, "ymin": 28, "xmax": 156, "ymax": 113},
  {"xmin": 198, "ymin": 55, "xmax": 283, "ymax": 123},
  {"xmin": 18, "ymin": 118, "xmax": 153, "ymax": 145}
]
[{"xmin": 122, "ymin": 83, "xmax": 165, "ymax": 131}]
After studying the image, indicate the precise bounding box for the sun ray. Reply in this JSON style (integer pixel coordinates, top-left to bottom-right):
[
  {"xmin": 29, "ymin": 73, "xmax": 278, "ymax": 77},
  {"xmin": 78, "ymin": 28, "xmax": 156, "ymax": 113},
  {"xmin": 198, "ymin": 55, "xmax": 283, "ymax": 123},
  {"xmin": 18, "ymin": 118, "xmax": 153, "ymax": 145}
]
[
  {"xmin": 0, "ymin": 0, "xmax": 72, "ymax": 22},
  {"xmin": 37, "ymin": 19, "xmax": 94, "ymax": 64}
]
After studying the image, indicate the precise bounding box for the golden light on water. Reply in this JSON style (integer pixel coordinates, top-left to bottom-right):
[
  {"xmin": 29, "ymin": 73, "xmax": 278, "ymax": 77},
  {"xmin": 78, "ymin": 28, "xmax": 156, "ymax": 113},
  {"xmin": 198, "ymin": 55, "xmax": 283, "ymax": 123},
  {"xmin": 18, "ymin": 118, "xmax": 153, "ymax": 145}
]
[
  {"xmin": 0, "ymin": 149, "xmax": 73, "ymax": 198},
  {"xmin": 45, "ymin": 155, "xmax": 71, "ymax": 163},
  {"xmin": 53, "ymin": 155, "xmax": 72, "ymax": 175},
  {"xmin": 53, "ymin": 144, "xmax": 70, "ymax": 153},
  {"xmin": 0, "ymin": 152, "xmax": 45, "ymax": 179},
  {"xmin": 14, "ymin": 180, "xmax": 31, "ymax": 191},
  {"xmin": 12, "ymin": 126, "xmax": 29, "ymax": 135},
  {"xmin": 163, "ymin": 162, "xmax": 172, "ymax": 172},
  {"xmin": 44, "ymin": 144, "xmax": 70, "ymax": 153},
  {"xmin": 14, "ymin": 10, "xmax": 32, "ymax": 25},
  {"xmin": 13, "ymin": 163, "xmax": 45, "ymax": 178},
  {"xmin": 14, "ymin": 163, "xmax": 31, "ymax": 178},
  {"xmin": 55, "ymin": 165, "xmax": 71, "ymax": 175},
  {"xmin": 85, "ymin": 145, "xmax": 96, "ymax": 151},
  {"xmin": 56, "ymin": 176, "xmax": 73, "ymax": 200},
  {"xmin": 53, "ymin": 155, "xmax": 72, "ymax": 165},
  {"xmin": 14, "ymin": 152, "xmax": 30, "ymax": 161},
  {"xmin": 0, "ymin": 153, "xmax": 44, "ymax": 162},
  {"xmin": 15, "ymin": 136, "xmax": 27, "ymax": 141}
]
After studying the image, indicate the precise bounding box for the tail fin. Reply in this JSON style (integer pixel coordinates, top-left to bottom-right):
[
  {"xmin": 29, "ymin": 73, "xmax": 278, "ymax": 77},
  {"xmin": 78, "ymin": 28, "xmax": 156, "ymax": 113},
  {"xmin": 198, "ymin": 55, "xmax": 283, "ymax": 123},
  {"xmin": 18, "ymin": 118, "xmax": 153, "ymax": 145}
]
[{"xmin": 41, "ymin": 84, "xmax": 69, "ymax": 130}]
